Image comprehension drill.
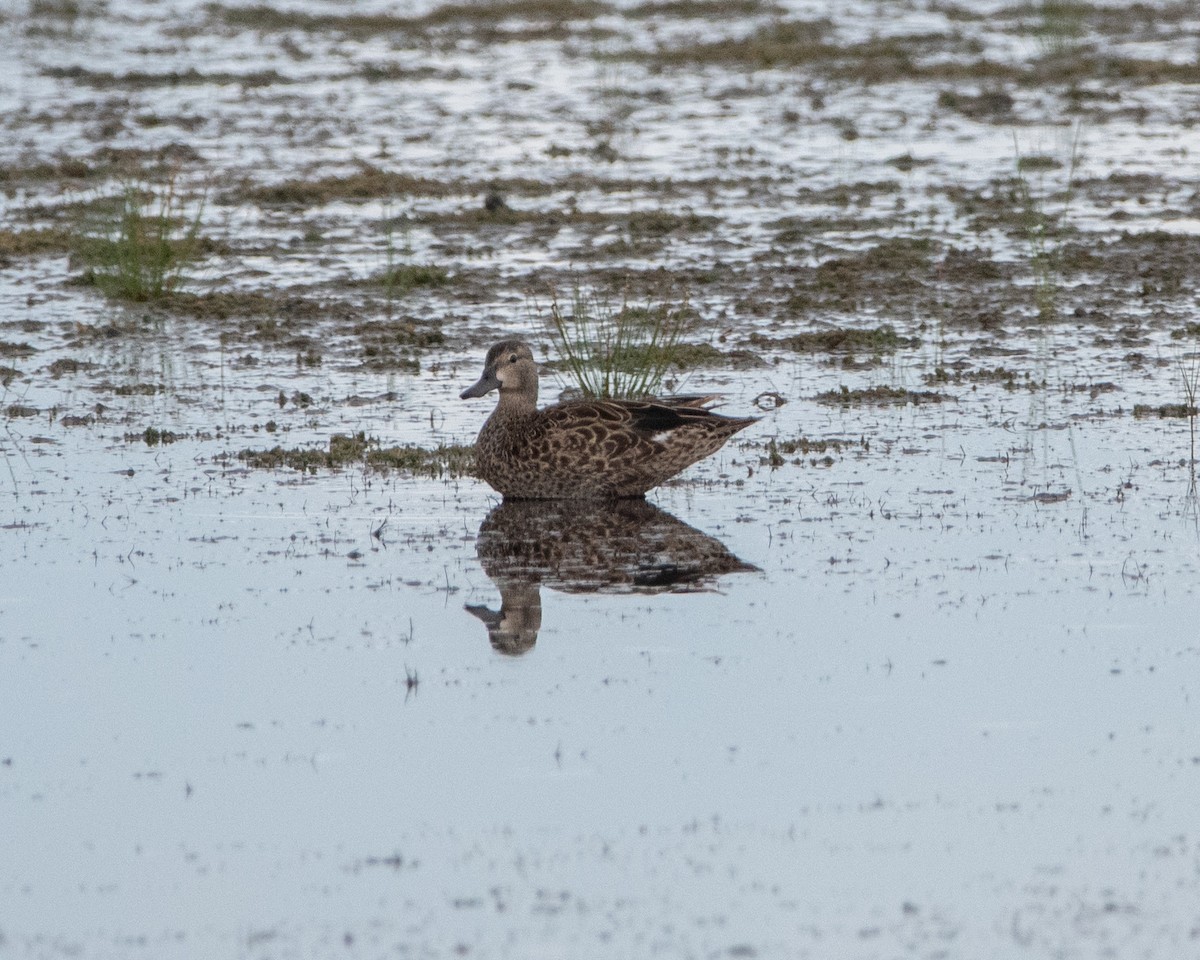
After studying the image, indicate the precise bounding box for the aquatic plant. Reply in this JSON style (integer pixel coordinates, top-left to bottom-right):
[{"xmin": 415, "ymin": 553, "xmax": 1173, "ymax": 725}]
[
  {"xmin": 543, "ymin": 285, "xmax": 691, "ymax": 399},
  {"xmin": 1032, "ymin": 0, "xmax": 1085, "ymax": 60},
  {"xmin": 75, "ymin": 172, "xmax": 206, "ymax": 301},
  {"xmin": 1011, "ymin": 123, "xmax": 1083, "ymax": 322},
  {"xmin": 372, "ymin": 201, "xmax": 450, "ymax": 316},
  {"xmin": 378, "ymin": 264, "xmax": 448, "ymax": 293}
]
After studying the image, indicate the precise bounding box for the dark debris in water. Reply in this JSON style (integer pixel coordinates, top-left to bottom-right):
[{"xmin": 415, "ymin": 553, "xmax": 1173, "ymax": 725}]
[
  {"xmin": 126, "ymin": 427, "xmax": 185, "ymax": 445},
  {"xmin": 162, "ymin": 290, "xmax": 335, "ymax": 321},
  {"xmin": 46, "ymin": 357, "xmax": 94, "ymax": 377}
]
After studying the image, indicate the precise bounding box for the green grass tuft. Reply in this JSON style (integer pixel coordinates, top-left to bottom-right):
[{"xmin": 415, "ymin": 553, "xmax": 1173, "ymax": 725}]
[
  {"xmin": 373, "ymin": 264, "xmax": 450, "ymax": 292},
  {"xmin": 544, "ymin": 286, "xmax": 693, "ymax": 398},
  {"xmin": 74, "ymin": 175, "xmax": 206, "ymax": 301}
]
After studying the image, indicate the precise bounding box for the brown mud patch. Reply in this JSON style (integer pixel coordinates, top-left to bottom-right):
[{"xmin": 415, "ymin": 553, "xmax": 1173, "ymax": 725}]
[
  {"xmin": 41, "ymin": 65, "xmax": 287, "ymax": 89},
  {"xmin": 630, "ymin": 11, "xmax": 1200, "ymax": 88},
  {"xmin": 236, "ymin": 432, "xmax": 475, "ymax": 477},
  {"xmin": 205, "ymin": 0, "xmax": 782, "ymax": 39},
  {"xmin": 0, "ymin": 227, "xmax": 74, "ymax": 257},
  {"xmin": 751, "ymin": 325, "xmax": 920, "ymax": 356}
]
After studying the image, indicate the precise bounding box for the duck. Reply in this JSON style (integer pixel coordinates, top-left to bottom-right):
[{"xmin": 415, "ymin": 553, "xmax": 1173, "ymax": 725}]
[{"xmin": 459, "ymin": 340, "xmax": 757, "ymax": 499}]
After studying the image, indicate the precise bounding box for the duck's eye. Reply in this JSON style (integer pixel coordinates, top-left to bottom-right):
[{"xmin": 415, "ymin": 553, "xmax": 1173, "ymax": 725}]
[{"xmin": 509, "ymin": 354, "xmax": 518, "ymax": 363}]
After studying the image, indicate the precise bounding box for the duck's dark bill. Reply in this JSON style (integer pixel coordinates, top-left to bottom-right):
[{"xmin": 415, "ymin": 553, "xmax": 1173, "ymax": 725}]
[{"xmin": 460, "ymin": 372, "xmax": 499, "ymax": 399}]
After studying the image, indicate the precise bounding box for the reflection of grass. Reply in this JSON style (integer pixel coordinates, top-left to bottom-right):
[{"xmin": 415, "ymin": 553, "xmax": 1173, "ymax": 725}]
[
  {"xmin": 75, "ymin": 174, "xmax": 206, "ymax": 301},
  {"xmin": 1, "ymin": 376, "xmax": 36, "ymax": 499},
  {"xmin": 1177, "ymin": 346, "xmax": 1200, "ymax": 485},
  {"xmin": 545, "ymin": 286, "xmax": 691, "ymax": 398}
]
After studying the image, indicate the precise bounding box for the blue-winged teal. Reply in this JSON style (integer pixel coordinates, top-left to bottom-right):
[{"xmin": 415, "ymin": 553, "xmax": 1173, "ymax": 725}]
[{"xmin": 460, "ymin": 340, "xmax": 758, "ymax": 499}]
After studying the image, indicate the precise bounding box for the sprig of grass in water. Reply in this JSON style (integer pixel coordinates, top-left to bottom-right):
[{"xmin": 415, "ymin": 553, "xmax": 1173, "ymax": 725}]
[
  {"xmin": 380, "ymin": 198, "xmax": 416, "ymax": 318},
  {"xmin": 75, "ymin": 171, "xmax": 205, "ymax": 301},
  {"xmin": 1033, "ymin": 0, "xmax": 1085, "ymax": 59},
  {"xmin": 1012, "ymin": 122, "xmax": 1083, "ymax": 322},
  {"xmin": 545, "ymin": 285, "xmax": 691, "ymax": 399}
]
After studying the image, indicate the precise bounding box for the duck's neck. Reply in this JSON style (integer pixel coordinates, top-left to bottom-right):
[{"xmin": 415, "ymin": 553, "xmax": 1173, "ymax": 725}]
[{"xmin": 496, "ymin": 387, "xmax": 538, "ymax": 417}]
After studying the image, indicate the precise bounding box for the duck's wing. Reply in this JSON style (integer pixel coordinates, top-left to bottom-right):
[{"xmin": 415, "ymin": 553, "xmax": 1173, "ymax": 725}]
[
  {"xmin": 525, "ymin": 399, "xmax": 757, "ymax": 496},
  {"xmin": 544, "ymin": 398, "xmax": 756, "ymax": 443},
  {"xmin": 535, "ymin": 400, "xmax": 654, "ymax": 456},
  {"xmin": 657, "ymin": 394, "xmax": 725, "ymax": 410}
]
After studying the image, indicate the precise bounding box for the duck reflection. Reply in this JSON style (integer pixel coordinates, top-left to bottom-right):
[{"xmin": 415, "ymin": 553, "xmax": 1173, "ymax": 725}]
[{"xmin": 465, "ymin": 500, "xmax": 758, "ymax": 655}]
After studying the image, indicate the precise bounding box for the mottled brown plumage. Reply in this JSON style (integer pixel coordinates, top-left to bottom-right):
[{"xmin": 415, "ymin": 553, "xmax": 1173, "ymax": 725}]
[{"xmin": 460, "ymin": 340, "xmax": 757, "ymax": 499}]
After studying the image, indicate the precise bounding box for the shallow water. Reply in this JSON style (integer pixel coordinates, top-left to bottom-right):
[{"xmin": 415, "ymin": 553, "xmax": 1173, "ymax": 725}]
[{"xmin": 4, "ymin": 0, "xmax": 1200, "ymax": 957}]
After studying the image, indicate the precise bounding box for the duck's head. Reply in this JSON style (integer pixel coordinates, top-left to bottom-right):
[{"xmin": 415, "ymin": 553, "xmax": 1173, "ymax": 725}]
[{"xmin": 460, "ymin": 340, "xmax": 539, "ymax": 401}]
